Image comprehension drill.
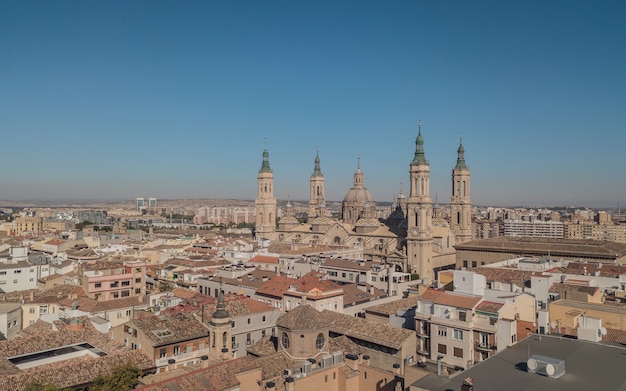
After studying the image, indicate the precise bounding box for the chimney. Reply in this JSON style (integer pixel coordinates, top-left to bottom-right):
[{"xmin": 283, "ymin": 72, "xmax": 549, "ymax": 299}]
[
  {"xmin": 167, "ymin": 358, "xmax": 176, "ymax": 371},
  {"xmin": 285, "ymin": 377, "xmax": 295, "ymax": 391},
  {"xmin": 200, "ymin": 355, "xmax": 209, "ymax": 368},
  {"xmin": 345, "ymin": 353, "xmax": 359, "ymax": 370},
  {"xmin": 393, "ymin": 362, "xmax": 401, "ymax": 375},
  {"xmin": 265, "ymin": 381, "xmax": 276, "ymax": 391},
  {"xmin": 362, "ymin": 354, "xmax": 370, "ymax": 366}
]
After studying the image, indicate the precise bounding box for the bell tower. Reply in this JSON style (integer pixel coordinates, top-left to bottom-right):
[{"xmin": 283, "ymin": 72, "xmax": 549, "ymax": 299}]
[
  {"xmin": 450, "ymin": 135, "xmax": 473, "ymax": 243},
  {"xmin": 308, "ymin": 149, "xmax": 325, "ymax": 220},
  {"xmin": 255, "ymin": 141, "xmax": 277, "ymax": 240},
  {"xmin": 406, "ymin": 121, "xmax": 433, "ymax": 281}
]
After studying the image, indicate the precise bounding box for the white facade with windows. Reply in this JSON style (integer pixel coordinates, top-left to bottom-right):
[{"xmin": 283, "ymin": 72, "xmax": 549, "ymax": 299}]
[{"xmin": 0, "ymin": 261, "xmax": 51, "ymax": 293}]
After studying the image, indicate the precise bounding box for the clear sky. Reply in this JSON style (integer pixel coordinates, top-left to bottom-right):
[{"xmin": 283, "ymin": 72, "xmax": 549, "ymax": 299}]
[{"xmin": 1, "ymin": 1, "xmax": 625, "ymax": 207}]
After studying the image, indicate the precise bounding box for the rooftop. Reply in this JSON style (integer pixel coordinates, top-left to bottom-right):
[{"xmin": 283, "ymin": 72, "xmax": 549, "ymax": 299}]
[
  {"xmin": 411, "ymin": 334, "xmax": 626, "ymax": 391},
  {"xmin": 456, "ymin": 237, "xmax": 626, "ymax": 259}
]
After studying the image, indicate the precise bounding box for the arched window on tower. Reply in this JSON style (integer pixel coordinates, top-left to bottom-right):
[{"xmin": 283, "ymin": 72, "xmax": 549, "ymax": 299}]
[
  {"xmin": 415, "ymin": 212, "xmax": 419, "ymax": 228},
  {"xmin": 222, "ymin": 332, "xmax": 228, "ymax": 348},
  {"xmin": 462, "ymin": 181, "xmax": 466, "ymax": 197},
  {"xmin": 457, "ymin": 211, "xmax": 461, "ymax": 225},
  {"xmin": 456, "ymin": 180, "xmax": 460, "ymax": 196},
  {"xmin": 421, "ymin": 178, "xmax": 425, "ymax": 195}
]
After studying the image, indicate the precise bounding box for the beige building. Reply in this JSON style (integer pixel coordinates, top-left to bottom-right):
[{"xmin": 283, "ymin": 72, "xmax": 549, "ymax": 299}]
[
  {"xmin": 13, "ymin": 216, "xmax": 43, "ymax": 235},
  {"xmin": 455, "ymin": 237, "xmax": 626, "ymax": 269}
]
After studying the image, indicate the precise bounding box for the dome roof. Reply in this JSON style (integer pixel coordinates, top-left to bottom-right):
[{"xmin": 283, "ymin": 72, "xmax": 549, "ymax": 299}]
[
  {"xmin": 343, "ymin": 186, "xmax": 375, "ymax": 203},
  {"xmin": 279, "ymin": 215, "xmax": 299, "ymax": 224},
  {"xmin": 355, "ymin": 218, "xmax": 379, "ymax": 227}
]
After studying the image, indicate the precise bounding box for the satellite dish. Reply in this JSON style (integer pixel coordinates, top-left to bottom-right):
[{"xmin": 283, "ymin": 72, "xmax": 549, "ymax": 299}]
[
  {"xmin": 600, "ymin": 327, "xmax": 607, "ymax": 336},
  {"xmin": 545, "ymin": 363, "xmax": 555, "ymax": 376},
  {"xmin": 550, "ymin": 322, "xmax": 556, "ymax": 329},
  {"xmin": 420, "ymin": 356, "xmax": 427, "ymax": 364},
  {"xmin": 527, "ymin": 358, "xmax": 537, "ymax": 371}
]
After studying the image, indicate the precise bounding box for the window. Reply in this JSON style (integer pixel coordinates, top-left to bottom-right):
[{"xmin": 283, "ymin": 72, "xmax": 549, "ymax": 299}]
[
  {"xmin": 438, "ymin": 326, "xmax": 447, "ymax": 337},
  {"xmin": 453, "ymin": 329, "xmax": 463, "ymax": 340},
  {"xmin": 342, "ymin": 273, "xmax": 346, "ymax": 278},
  {"xmin": 0, "ymin": 281, "xmax": 5, "ymax": 285},
  {"xmin": 186, "ymin": 345, "xmax": 192, "ymax": 353},
  {"xmin": 112, "ymin": 292, "xmax": 119, "ymax": 298},
  {"xmin": 29, "ymin": 308, "xmax": 35, "ymax": 314},
  {"xmin": 512, "ymin": 334, "xmax": 517, "ymax": 343},
  {"xmin": 13, "ymin": 280, "xmax": 17, "ymax": 284},
  {"xmin": 281, "ymin": 332, "xmax": 290, "ymax": 349},
  {"xmin": 262, "ymin": 315, "xmax": 266, "ymax": 322},
  {"xmin": 371, "ymin": 276, "xmax": 377, "ymax": 282},
  {"xmin": 14, "ymin": 270, "xmax": 21, "ymax": 274},
  {"xmin": 471, "ymin": 261, "xmax": 477, "ymax": 268},
  {"xmin": 247, "ymin": 318, "xmax": 251, "ymax": 324},
  {"xmin": 458, "ymin": 311, "xmax": 467, "ymax": 322},
  {"xmin": 173, "ymin": 346, "xmax": 180, "ymax": 355},
  {"xmin": 95, "ymin": 282, "xmax": 101, "ymax": 288},
  {"xmin": 454, "ymin": 347, "xmax": 463, "ymax": 358},
  {"xmin": 126, "ymin": 310, "xmax": 132, "ymax": 316},
  {"xmin": 316, "ymin": 333, "xmax": 325, "ymax": 350},
  {"xmin": 462, "ymin": 260, "xmax": 468, "ymax": 268},
  {"xmin": 122, "ymin": 280, "xmax": 130, "ymax": 286},
  {"xmin": 0, "ymin": 271, "xmax": 5, "ymax": 275},
  {"xmin": 121, "ymin": 290, "xmax": 130, "ymax": 297},
  {"xmin": 135, "ymin": 288, "xmax": 141, "ymax": 294},
  {"xmin": 199, "ymin": 342, "xmax": 204, "ymax": 350},
  {"xmin": 349, "ymin": 274, "xmax": 354, "ymax": 281},
  {"xmin": 135, "ymin": 278, "xmax": 141, "ymax": 283},
  {"xmin": 160, "ymin": 348, "xmax": 166, "ymax": 358},
  {"xmin": 438, "ymin": 344, "xmax": 447, "ymax": 354}
]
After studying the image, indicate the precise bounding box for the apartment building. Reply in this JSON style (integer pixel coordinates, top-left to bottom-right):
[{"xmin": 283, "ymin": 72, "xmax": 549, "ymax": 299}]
[
  {"xmin": 81, "ymin": 260, "xmax": 146, "ymax": 301},
  {"xmin": 0, "ymin": 261, "xmax": 51, "ymax": 293},
  {"xmin": 111, "ymin": 312, "xmax": 210, "ymax": 372}
]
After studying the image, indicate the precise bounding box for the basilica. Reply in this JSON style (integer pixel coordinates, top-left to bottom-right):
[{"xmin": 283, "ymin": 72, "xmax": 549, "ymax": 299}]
[{"xmin": 255, "ymin": 123, "xmax": 472, "ymax": 281}]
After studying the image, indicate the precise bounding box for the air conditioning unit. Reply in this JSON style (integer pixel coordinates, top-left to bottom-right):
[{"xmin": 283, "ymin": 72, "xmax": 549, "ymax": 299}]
[
  {"xmin": 320, "ymin": 354, "xmax": 334, "ymax": 368},
  {"xmin": 527, "ymin": 354, "xmax": 565, "ymax": 379}
]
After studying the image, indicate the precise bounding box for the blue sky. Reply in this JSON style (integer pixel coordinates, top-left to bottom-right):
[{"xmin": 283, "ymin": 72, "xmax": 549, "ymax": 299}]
[{"xmin": 1, "ymin": 1, "xmax": 625, "ymax": 207}]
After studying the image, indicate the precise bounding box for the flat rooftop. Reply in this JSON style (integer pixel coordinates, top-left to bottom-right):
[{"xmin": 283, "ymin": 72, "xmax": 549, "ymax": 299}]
[{"xmin": 411, "ymin": 335, "xmax": 626, "ymax": 391}]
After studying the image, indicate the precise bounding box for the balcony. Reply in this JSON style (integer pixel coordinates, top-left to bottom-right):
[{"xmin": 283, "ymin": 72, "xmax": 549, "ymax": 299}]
[{"xmin": 474, "ymin": 342, "xmax": 496, "ymax": 353}]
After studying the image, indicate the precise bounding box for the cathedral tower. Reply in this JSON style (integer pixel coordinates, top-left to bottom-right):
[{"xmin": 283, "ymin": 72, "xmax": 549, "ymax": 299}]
[
  {"xmin": 450, "ymin": 136, "xmax": 473, "ymax": 243},
  {"xmin": 255, "ymin": 144, "xmax": 277, "ymax": 240},
  {"xmin": 406, "ymin": 122, "xmax": 433, "ymax": 280},
  {"xmin": 308, "ymin": 150, "xmax": 325, "ymax": 219}
]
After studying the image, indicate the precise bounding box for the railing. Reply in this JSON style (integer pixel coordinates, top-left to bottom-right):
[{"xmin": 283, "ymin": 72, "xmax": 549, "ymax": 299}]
[{"xmin": 474, "ymin": 342, "xmax": 496, "ymax": 352}]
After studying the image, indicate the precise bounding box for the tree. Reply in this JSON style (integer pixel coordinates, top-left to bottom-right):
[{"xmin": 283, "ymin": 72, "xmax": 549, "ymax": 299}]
[
  {"xmin": 24, "ymin": 380, "xmax": 70, "ymax": 391},
  {"xmin": 88, "ymin": 363, "xmax": 141, "ymax": 391}
]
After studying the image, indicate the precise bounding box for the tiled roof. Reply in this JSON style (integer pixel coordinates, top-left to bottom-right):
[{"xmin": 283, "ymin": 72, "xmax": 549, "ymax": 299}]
[
  {"xmin": 559, "ymin": 262, "xmax": 626, "ymax": 278},
  {"xmin": 276, "ymin": 304, "xmax": 327, "ymax": 330},
  {"xmin": 418, "ymin": 288, "xmax": 482, "ymax": 310},
  {"xmin": 249, "ymin": 255, "xmax": 279, "ymax": 264},
  {"xmin": 137, "ymin": 356, "xmax": 260, "ymax": 391},
  {"xmin": 322, "ymin": 309, "xmax": 414, "ymax": 349},
  {"xmin": 342, "ymin": 283, "xmax": 386, "ymax": 306},
  {"xmin": 456, "ymin": 237, "xmax": 626, "ymax": 258},
  {"xmin": 0, "ymin": 317, "xmax": 153, "ymax": 390},
  {"xmin": 58, "ymin": 296, "xmax": 145, "ymax": 313},
  {"xmin": 365, "ymin": 297, "xmax": 416, "ymax": 316},
  {"xmin": 475, "ymin": 301, "xmax": 504, "ymax": 314},
  {"xmin": 197, "ymin": 295, "xmax": 276, "ymax": 320},
  {"xmin": 549, "ymin": 282, "xmax": 599, "ymax": 296},
  {"xmin": 328, "ymin": 335, "xmax": 362, "ymax": 356},
  {"xmin": 256, "ymin": 276, "xmax": 293, "ymax": 298},
  {"xmin": 321, "ymin": 258, "xmax": 372, "ymax": 271},
  {"xmin": 131, "ymin": 312, "xmax": 208, "ymax": 346},
  {"xmin": 473, "ymin": 266, "xmax": 540, "ymax": 285}
]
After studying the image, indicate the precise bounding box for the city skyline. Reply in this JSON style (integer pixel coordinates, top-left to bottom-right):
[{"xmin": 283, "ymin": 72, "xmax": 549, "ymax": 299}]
[{"xmin": 2, "ymin": 1, "xmax": 625, "ymax": 207}]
